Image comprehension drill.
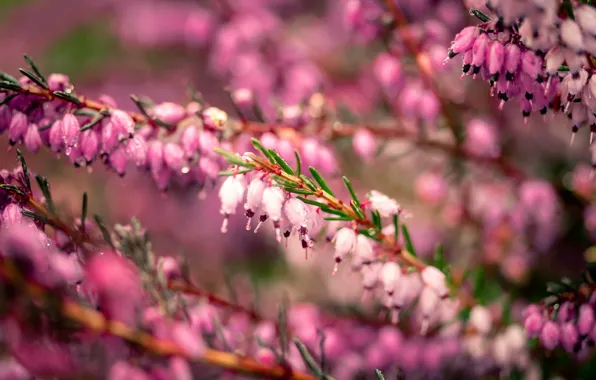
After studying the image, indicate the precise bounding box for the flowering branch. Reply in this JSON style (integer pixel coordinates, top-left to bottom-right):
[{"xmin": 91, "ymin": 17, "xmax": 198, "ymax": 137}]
[
  {"xmin": 222, "ymin": 141, "xmax": 427, "ymax": 272},
  {"xmin": 0, "ymin": 257, "xmax": 317, "ymax": 380},
  {"xmin": 0, "ymin": 57, "xmax": 526, "ymax": 186}
]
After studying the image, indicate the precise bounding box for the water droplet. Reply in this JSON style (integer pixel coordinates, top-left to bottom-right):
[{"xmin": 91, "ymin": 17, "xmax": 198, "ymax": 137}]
[{"xmin": 181, "ymin": 166, "xmax": 190, "ymax": 174}]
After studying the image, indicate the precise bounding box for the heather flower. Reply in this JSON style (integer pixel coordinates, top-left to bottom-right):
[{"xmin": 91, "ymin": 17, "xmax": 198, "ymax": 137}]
[
  {"xmin": 163, "ymin": 142, "xmax": 187, "ymax": 173},
  {"xmin": 352, "ymin": 128, "xmax": 376, "ymax": 162},
  {"xmin": 61, "ymin": 114, "xmax": 80, "ymax": 154},
  {"xmin": 23, "ymin": 124, "xmax": 42, "ymax": 154},
  {"xmin": 300, "ymin": 138, "xmax": 319, "ymax": 168},
  {"xmin": 84, "ymin": 252, "xmax": 143, "ymax": 325},
  {"xmin": 258, "ymin": 186, "xmax": 285, "ymax": 239},
  {"xmin": 180, "ymin": 126, "xmax": 199, "ymax": 158},
  {"xmin": 366, "ymin": 190, "xmax": 401, "ymax": 217},
  {"xmin": 152, "ymin": 102, "xmax": 186, "ymax": 125},
  {"xmin": 469, "ymin": 306, "xmax": 493, "ymax": 335},
  {"xmin": 8, "ymin": 111, "xmax": 27, "ymax": 145},
  {"xmin": 202, "ymin": 107, "xmax": 227, "ymax": 129},
  {"xmin": 244, "ymin": 177, "xmax": 266, "ymax": 229},
  {"xmin": 379, "ymin": 262, "xmax": 401, "ymax": 295},
  {"xmin": 421, "ymin": 266, "xmax": 448, "ymax": 298},
  {"xmin": 218, "ymin": 175, "xmax": 247, "ymax": 233},
  {"xmin": 332, "ymin": 227, "xmax": 357, "ymax": 271},
  {"xmin": 170, "ymin": 322, "xmax": 205, "ymax": 357},
  {"xmin": 540, "ymin": 321, "xmax": 560, "ymax": 350}
]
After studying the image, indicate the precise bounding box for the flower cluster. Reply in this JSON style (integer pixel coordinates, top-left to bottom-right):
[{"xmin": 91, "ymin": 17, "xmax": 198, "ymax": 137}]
[
  {"xmin": 447, "ymin": 3, "xmax": 596, "ymax": 141},
  {"xmin": 523, "ymin": 277, "xmax": 596, "ymax": 358},
  {"xmin": 0, "ymin": 151, "xmax": 540, "ymax": 379}
]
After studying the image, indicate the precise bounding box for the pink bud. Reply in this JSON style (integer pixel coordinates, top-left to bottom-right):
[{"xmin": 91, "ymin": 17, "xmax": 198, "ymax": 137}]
[
  {"xmin": 317, "ymin": 145, "xmax": 338, "ymax": 174},
  {"xmin": 163, "ymin": 143, "xmax": 187, "ymax": 173},
  {"xmin": 85, "ymin": 252, "xmax": 142, "ymax": 324},
  {"xmin": 419, "ymin": 92, "xmax": 440, "ymax": 123},
  {"xmin": 47, "ymin": 74, "xmax": 70, "ymax": 92},
  {"xmin": 300, "ymin": 138, "xmax": 319, "ymax": 168},
  {"xmin": 504, "ymin": 43, "xmax": 521, "ymax": 76},
  {"xmin": 255, "ymin": 348, "xmax": 276, "ymax": 366},
  {"xmin": 523, "ymin": 312, "xmax": 544, "ymax": 338},
  {"xmin": 449, "ymin": 26, "xmax": 478, "ymax": 55},
  {"xmin": 8, "ymin": 112, "xmax": 27, "ymax": 144},
  {"xmin": 254, "ymin": 321, "xmax": 276, "ymax": 346},
  {"xmin": 2, "ymin": 203, "xmax": 23, "ymax": 226},
  {"xmin": 464, "ymin": 118, "xmax": 500, "ymax": 158},
  {"xmin": 561, "ymin": 322, "xmax": 579, "ymax": 353},
  {"xmin": 353, "ymin": 128, "xmax": 376, "ymax": 162},
  {"xmin": 49, "ymin": 120, "xmax": 64, "ymax": 152},
  {"xmin": 372, "ymin": 53, "xmax": 402, "ymax": 89},
  {"xmin": 153, "ymin": 102, "xmax": 186, "ymax": 125},
  {"xmin": 181, "ymin": 126, "xmax": 199, "ymax": 158},
  {"xmin": 125, "ymin": 136, "xmax": 147, "ymax": 167},
  {"xmin": 521, "ymin": 50, "xmax": 542, "ymax": 80},
  {"xmin": 231, "ymin": 88, "xmax": 253, "ymax": 109},
  {"xmin": 169, "ymin": 357, "xmax": 192, "ymax": 380},
  {"xmin": 540, "ymin": 321, "xmax": 560, "ymax": 350},
  {"xmin": 378, "ymin": 327, "xmax": 402, "ymax": 356},
  {"xmin": 415, "ymin": 171, "xmax": 448, "ymax": 206},
  {"xmin": 98, "ymin": 94, "xmax": 117, "ymax": 108},
  {"xmin": 260, "ymin": 132, "xmax": 279, "ymax": 151},
  {"xmin": 110, "ymin": 110, "xmax": 135, "ymax": 139},
  {"xmin": 80, "ymin": 129, "xmax": 100, "ymax": 164},
  {"xmin": 24, "ymin": 124, "xmax": 42, "ymax": 154},
  {"xmin": 61, "ymin": 114, "xmax": 80, "ymax": 152},
  {"xmin": 109, "ymin": 147, "xmax": 128, "ymax": 176},
  {"xmin": 170, "ymin": 323, "xmax": 205, "ymax": 357},
  {"xmin": 421, "ymin": 266, "xmax": 448, "ymax": 297},
  {"xmin": 198, "ymin": 131, "xmax": 219, "ymax": 157},
  {"xmin": 488, "ymin": 41, "xmax": 505, "ymax": 75},
  {"xmin": 471, "ymin": 33, "xmax": 489, "ymax": 71},
  {"xmin": 202, "ymin": 107, "xmax": 227, "ymax": 130},
  {"xmin": 277, "ymin": 139, "xmax": 296, "ymax": 166},
  {"xmin": 148, "ymin": 141, "xmax": 165, "ymax": 174},
  {"xmin": 101, "ymin": 121, "xmax": 118, "ymax": 153},
  {"xmin": 578, "ymin": 304, "xmax": 594, "ymax": 336}
]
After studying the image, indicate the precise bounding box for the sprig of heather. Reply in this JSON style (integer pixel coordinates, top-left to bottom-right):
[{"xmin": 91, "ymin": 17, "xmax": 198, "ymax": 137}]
[
  {"xmin": 0, "ymin": 151, "xmax": 542, "ymax": 378},
  {"xmin": 0, "ymin": 56, "xmax": 529, "ymax": 194},
  {"xmin": 522, "ymin": 265, "xmax": 596, "ymax": 358},
  {"xmin": 446, "ymin": 3, "xmax": 596, "ymax": 155},
  {"xmin": 214, "ymin": 138, "xmax": 494, "ymax": 334}
]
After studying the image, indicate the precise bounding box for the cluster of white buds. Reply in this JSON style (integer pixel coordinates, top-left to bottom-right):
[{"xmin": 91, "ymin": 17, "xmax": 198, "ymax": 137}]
[{"xmin": 218, "ymin": 169, "xmax": 324, "ymax": 256}]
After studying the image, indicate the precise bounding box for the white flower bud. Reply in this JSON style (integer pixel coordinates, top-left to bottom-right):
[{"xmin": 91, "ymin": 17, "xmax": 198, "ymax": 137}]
[
  {"xmin": 333, "ymin": 228, "xmax": 357, "ymax": 260},
  {"xmin": 354, "ymin": 234, "xmax": 375, "ymax": 264},
  {"xmin": 561, "ymin": 19, "xmax": 584, "ymax": 52},
  {"xmin": 219, "ymin": 175, "xmax": 247, "ymax": 232},
  {"xmin": 367, "ymin": 190, "xmax": 401, "ymax": 217},
  {"xmin": 284, "ymin": 197, "xmax": 309, "ymax": 228},
  {"xmin": 245, "ymin": 178, "xmax": 266, "ymax": 213},
  {"xmin": 421, "ymin": 266, "xmax": 448, "ymax": 297},
  {"xmin": 469, "ymin": 305, "xmax": 493, "ymax": 335},
  {"xmin": 262, "ymin": 187, "xmax": 285, "ymax": 221},
  {"xmin": 380, "ymin": 262, "xmax": 401, "ymax": 295}
]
